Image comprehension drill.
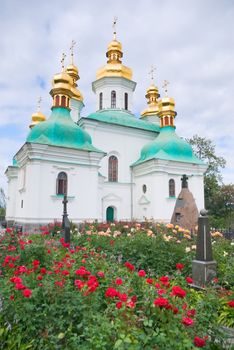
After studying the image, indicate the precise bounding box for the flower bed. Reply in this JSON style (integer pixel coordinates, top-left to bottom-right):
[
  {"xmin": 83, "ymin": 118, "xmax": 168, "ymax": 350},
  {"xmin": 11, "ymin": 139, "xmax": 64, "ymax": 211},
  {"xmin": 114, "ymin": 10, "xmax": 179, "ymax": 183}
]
[{"xmin": 0, "ymin": 225, "xmax": 233, "ymax": 349}]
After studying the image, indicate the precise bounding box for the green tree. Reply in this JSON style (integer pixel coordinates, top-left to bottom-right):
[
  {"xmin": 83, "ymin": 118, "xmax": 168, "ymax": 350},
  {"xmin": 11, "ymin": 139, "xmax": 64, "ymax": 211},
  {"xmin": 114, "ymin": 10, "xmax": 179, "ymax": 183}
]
[
  {"xmin": 0, "ymin": 188, "xmax": 6, "ymax": 219},
  {"xmin": 187, "ymin": 135, "xmax": 226, "ymax": 224}
]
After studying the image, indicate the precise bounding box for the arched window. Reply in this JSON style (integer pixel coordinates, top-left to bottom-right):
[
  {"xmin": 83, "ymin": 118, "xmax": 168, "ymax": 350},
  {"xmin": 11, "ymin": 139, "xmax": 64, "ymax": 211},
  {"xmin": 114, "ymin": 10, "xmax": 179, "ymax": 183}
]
[
  {"xmin": 124, "ymin": 93, "xmax": 128, "ymax": 110},
  {"xmin": 169, "ymin": 179, "xmax": 175, "ymax": 197},
  {"xmin": 57, "ymin": 172, "xmax": 67, "ymax": 195},
  {"xmin": 99, "ymin": 92, "xmax": 103, "ymax": 110},
  {"xmin": 111, "ymin": 90, "xmax": 116, "ymax": 108},
  {"xmin": 61, "ymin": 95, "xmax": 66, "ymax": 107},
  {"xmin": 108, "ymin": 156, "xmax": 118, "ymax": 182},
  {"xmin": 55, "ymin": 95, "xmax": 60, "ymax": 106}
]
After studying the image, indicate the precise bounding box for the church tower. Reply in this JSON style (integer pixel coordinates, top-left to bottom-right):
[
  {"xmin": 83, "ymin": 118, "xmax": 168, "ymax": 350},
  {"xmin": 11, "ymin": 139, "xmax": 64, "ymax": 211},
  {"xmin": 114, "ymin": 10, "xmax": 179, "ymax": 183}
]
[
  {"xmin": 65, "ymin": 41, "xmax": 84, "ymax": 123},
  {"xmin": 92, "ymin": 19, "xmax": 136, "ymax": 112}
]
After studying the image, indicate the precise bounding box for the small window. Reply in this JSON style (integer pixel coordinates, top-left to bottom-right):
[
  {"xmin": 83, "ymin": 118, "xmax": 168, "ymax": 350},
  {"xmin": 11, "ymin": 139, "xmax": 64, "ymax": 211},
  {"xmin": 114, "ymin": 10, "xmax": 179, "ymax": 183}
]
[
  {"xmin": 57, "ymin": 172, "xmax": 67, "ymax": 195},
  {"xmin": 111, "ymin": 90, "xmax": 116, "ymax": 108},
  {"xmin": 99, "ymin": 92, "xmax": 103, "ymax": 110},
  {"xmin": 21, "ymin": 200, "xmax": 23, "ymax": 208},
  {"xmin": 61, "ymin": 95, "xmax": 66, "ymax": 107},
  {"xmin": 175, "ymin": 213, "xmax": 181, "ymax": 222},
  {"xmin": 108, "ymin": 156, "xmax": 118, "ymax": 182},
  {"xmin": 169, "ymin": 179, "xmax": 175, "ymax": 197},
  {"xmin": 55, "ymin": 95, "xmax": 60, "ymax": 106},
  {"xmin": 142, "ymin": 184, "xmax": 147, "ymax": 193},
  {"xmin": 124, "ymin": 93, "xmax": 128, "ymax": 110}
]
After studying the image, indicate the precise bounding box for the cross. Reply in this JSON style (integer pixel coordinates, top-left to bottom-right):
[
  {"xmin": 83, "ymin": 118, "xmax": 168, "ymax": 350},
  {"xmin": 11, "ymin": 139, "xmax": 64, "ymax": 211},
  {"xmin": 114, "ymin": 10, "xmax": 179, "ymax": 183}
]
[
  {"xmin": 162, "ymin": 79, "xmax": 169, "ymax": 96},
  {"xmin": 70, "ymin": 40, "xmax": 76, "ymax": 64},
  {"xmin": 148, "ymin": 65, "xmax": 156, "ymax": 83},
  {"xmin": 112, "ymin": 16, "xmax": 118, "ymax": 40},
  {"xmin": 37, "ymin": 96, "xmax": 42, "ymax": 111},
  {"xmin": 61, "ymin": 52, "xmax": 66, "ymax": 71},
  {"xmin": 181, "ymin": 174, "xmax": 188, "ymax": 189}
]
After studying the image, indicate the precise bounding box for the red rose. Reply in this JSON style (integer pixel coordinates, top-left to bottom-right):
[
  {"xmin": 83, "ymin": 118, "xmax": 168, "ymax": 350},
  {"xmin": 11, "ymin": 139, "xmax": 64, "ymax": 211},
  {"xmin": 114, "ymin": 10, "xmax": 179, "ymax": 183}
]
[
  {"xmin": 172, "ymin": 286, "xmax": 186, "ymax": 298},
  {"xmin": 146, "ymin": 278, "xmax": 153, "ymax": 284},
  {"xmin": 182, "ymin": 317, "xmax": 194, "ymax": 326},
  {"xmin": 74, "ymin": 279, "xmax": 85, "ymax": 289},
  {"xmin": 118, "ymin": 293, "xmax": 128, "ymax": 302},
  {"xmin": 194, "ymin": 336, "xmax": 206, "ymax": 347},
  {"xmin": 97, "ymin": 271, "xmax": 105, "ymax": 278},
  {"xmin": 138, "ymin": 270, "xmax": 146, "ymax": 277},
  {"xmin": 126, "ymin": 301, "xmax": 135, "ymax": 308},
  {"xmin": 22, "ymin": 289, "xmax": 32, "ymax": 298},
  {"xmin": 187, "ymin": 309, "xmax": 196, "ymax": 317},
  {"xmin": 116, "ymin": 301, "xmax": 123, "ymax": 309},
  {"xmin": 228, "ymin": 300, "xmax": 234, "ymax": 308},
  {"xmin": 186, "ymin": 276, "xmax": 193, "ymax": 284},
  {"xmin": 105, "ymin": 287, "xmax": 118, "ymax": 298},
  {"xmin": 115, "ymin": 278, "xmax": 123, "ymax": 285},
  {"xmin": 176, "ymin": 263, "xmax": 184, "ymax": 270},
  {"xmin": 124, "ymin": 261, "xmax": 135, "ymax": 271},
  {"xmin": 154, "ymin": 297, "xmax": 169, "ymax": 308}
]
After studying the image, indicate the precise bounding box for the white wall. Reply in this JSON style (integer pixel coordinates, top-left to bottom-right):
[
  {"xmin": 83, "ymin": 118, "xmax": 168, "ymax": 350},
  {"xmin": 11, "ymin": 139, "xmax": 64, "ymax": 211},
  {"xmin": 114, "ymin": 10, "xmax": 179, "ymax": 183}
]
[
  {"xmin": 92, "ymin": 77, "xmax": 136, "ymax": 112},
  {"xmin": 11, "ymin": 143, "xmax": 103, "ymax": 225}
]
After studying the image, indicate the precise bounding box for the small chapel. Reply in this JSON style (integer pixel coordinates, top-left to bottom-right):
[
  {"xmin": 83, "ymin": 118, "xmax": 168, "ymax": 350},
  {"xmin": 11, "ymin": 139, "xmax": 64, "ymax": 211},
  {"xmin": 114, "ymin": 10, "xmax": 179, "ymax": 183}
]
[{"xmin": 5, "ymin": 25, "xmax": 206, "ymax": 230}]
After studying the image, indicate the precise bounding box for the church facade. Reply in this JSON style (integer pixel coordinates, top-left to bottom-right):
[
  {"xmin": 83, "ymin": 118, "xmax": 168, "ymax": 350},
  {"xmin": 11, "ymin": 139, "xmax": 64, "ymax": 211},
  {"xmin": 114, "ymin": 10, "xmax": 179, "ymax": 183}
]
[{"xmin": 5, "ymin": 31, "xmax": 207, "ymax": 229}]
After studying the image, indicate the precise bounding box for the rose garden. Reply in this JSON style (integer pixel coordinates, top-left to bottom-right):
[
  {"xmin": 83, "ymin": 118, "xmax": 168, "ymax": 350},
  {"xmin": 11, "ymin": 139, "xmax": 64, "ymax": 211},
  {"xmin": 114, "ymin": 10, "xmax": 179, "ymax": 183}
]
[{"xmin": 0, "ymin": 219, "xmax": 233, "ymax": 350}]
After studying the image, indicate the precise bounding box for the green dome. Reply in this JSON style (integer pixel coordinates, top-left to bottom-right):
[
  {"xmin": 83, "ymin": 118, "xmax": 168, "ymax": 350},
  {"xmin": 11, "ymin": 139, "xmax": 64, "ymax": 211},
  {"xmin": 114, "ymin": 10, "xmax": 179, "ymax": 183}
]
[
  {"xmin": 133, "ymin": 126, "xmax": 204, "ymax": 165},
  {"xmin": 27, "ymin": 107, "xmax": 102, "ymax": 152}
]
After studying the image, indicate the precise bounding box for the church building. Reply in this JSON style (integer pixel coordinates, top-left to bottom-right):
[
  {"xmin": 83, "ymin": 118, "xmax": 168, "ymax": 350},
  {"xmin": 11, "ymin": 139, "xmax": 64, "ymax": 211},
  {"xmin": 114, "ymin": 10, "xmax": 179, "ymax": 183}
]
[{"xmin": 5, "ymin": 27, "xmax": 206, "ymax": 229}]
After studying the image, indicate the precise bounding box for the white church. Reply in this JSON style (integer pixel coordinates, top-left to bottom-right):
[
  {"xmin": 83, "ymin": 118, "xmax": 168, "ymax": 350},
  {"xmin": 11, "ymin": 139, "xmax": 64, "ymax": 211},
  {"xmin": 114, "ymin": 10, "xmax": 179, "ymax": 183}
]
[{"xmin": 5, "ymin": 29, "xmax": 206, "ymax": 229}]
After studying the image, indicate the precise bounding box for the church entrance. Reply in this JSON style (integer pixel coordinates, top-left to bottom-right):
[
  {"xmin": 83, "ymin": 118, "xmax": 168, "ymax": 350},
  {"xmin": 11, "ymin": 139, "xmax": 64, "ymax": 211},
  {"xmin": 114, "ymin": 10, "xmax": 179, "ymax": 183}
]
[{"xmin": 106, "ymin": 206, "xmax": 114, "ymax": 222}]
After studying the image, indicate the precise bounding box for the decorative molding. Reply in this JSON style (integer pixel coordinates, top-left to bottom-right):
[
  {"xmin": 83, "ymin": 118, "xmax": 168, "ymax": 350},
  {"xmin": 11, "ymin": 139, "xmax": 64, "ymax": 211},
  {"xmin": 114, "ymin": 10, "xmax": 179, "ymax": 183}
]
[{"xmin": 138, "ymin": 195, "xmax": 150, "ymax": 205}]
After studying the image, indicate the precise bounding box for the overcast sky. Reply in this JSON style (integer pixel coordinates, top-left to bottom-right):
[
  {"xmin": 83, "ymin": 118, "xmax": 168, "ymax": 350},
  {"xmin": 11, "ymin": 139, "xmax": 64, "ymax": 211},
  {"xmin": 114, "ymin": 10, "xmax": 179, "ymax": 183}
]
[{"xmin": 0, "ymin": 0, "xmax": 234, "ymax": 191}]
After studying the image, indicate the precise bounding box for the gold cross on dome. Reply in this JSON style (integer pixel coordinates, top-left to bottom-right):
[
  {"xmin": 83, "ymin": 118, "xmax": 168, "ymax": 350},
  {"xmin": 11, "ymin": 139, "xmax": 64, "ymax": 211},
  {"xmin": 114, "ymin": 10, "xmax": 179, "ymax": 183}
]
[
  {"xmin": 148, "ymin": 65, "xmax": 156, "ymax": 83},
  {"xmin": 162, "ymin": 80, "xmax": 170, "ymax": 96},
  {"xmin": 61, "ymin": 52, "xmax": 66, "ymax": 71},
  {"xmin": 112, "ymin": 16, "xmax": 118, "ymax": 40},
  {"xmin": 70, "ymin": 40, "xmax": 76, "ymax": 64},
  {"xmin": 37, "ymin": 96, "xmax": 42, "ymax": 111}
]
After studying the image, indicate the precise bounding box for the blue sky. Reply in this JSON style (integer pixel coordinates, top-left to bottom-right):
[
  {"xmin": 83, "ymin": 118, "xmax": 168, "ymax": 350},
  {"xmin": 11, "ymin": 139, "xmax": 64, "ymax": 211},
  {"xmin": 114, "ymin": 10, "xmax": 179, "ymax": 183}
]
[{"xmin": 0, "ymin": 0, "xmax": 234, "ymax": 191}]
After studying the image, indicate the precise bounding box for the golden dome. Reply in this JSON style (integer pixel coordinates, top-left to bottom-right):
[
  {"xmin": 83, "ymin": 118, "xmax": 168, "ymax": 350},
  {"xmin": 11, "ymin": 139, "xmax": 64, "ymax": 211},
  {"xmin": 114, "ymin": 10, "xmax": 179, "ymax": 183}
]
[
  {"xmin": 107, "ymin": 39, "xmax": 122, "ymax": 52},
  {"xmin": 66, "ymin": 64, "xmax": 79, "ymax": 82},
  {"xmin": 141, "ymin": 83, "xmax": 160, "ymax": 118},
  {"xmin": 158, "ymin": 96, "xmax": 177, "ymax": 128},
  {"xmin": 29, "ymin": 111, "xmax": 46, "ymax": 129},
  {"xmin": 50, "ymin": 71, "xmax": 74, "ymax": 99},
  {"xmin": 158, "ymin": 96, "xmax": 177, "ymax": 117},
  {"xmin": 96, "ymin": 38, "xmax": 132, "ymax": 80},
  {"xmin": 70, "ymin": 86, "xmax": 84, "ymax": 102}
]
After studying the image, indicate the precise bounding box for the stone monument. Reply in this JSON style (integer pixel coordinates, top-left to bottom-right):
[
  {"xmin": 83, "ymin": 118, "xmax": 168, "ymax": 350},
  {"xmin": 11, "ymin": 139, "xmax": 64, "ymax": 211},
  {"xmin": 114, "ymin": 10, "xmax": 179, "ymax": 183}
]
[{"xmin": 192, "ymin": 209, "xmax": 217, "ymax": 287}]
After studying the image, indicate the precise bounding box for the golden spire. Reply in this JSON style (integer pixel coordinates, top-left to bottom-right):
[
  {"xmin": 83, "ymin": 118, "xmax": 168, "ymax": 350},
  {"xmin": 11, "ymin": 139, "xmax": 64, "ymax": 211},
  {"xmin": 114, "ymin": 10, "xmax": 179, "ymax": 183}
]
[
  {"xmin": 158, "ymin": 80, "xmax": 177, "ymax": 128},
  {"xmin": 149, "ymin": 65, "xmax": 156, "ymax": 83},
  {"xmin": 66, "ymin": 40, "xmax": 80, "ymax": 82},
  {"xmin": 65, "ymin": 40, "xmax": 83, "ymax": 102},
  {"xmin": 96, "ymin": 18, "xmax": 132, "ymax": 80},
  {"xmin": 112, "ymin": 16, "xmax": 118, "ymax": 40},
  {"xmin": 141, "ymin": 65, "xmax": 160, "ymax": 118},
  {"xmin": 29, "ymin": 97, "xmax": 46, "ymax": 128},
  {"xmin": 61, "ymin": 52, "xmax": 66, "ymax": 72},
  {"xmin": 162, "ymin": 79, "xmax": 169, "ymax": 96},
  {"xmin": 50, "ymin": 53, "xmax": 74, "ymax": 108},
  {"xmin": 70, "ymin": 40, "xmax": 76, "ymax": 64}
]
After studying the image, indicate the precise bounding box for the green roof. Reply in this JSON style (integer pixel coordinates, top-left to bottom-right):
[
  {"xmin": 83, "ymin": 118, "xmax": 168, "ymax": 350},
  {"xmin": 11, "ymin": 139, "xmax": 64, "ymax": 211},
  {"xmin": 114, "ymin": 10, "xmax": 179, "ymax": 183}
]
[
  {"xmin": 133, "ymin": 126, "xmax": 205, "ymax": 166},
  {"xmin": 83, "ymin": 109, "xmax": 160, "ymax": 132},
  {"xmin": 27, "ymin": 107, "xmax": 103, "ymax": 153}
]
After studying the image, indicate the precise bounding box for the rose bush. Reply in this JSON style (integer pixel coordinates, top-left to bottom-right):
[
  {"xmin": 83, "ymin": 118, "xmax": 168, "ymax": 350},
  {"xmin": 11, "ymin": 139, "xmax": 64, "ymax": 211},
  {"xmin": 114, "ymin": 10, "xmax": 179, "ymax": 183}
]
[{"xmin": 0, "ymin": 226, "xmax": 233, "ymax": 349}]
